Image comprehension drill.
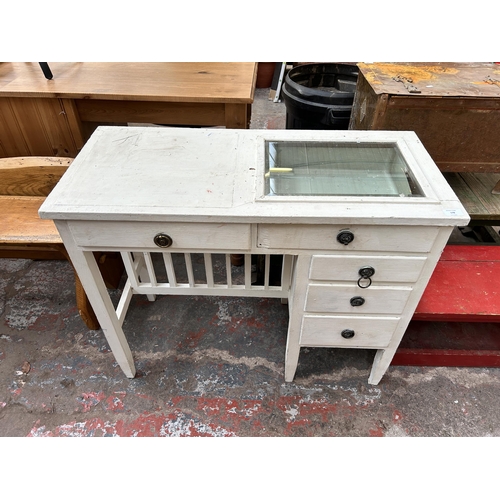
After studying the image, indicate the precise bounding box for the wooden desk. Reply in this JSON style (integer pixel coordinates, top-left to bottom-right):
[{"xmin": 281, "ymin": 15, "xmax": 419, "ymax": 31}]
[
  {"xmin": 39, "ymin": 127, "xmax": 468, "ymax": 385},
  {"xmin": 0, "ymin": 62, "xmax": 257, "ymax": 158}
]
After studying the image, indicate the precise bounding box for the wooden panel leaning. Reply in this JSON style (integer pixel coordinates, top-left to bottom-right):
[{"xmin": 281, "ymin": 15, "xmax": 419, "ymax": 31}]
[{"xmin": 0, "ymin": 156, "xmax": 122, "ymax": 330}]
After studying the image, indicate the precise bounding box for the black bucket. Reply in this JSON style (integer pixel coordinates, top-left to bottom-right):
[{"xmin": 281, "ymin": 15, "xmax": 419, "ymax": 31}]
[{"xmin": 283, "ymin": 63, "xmax": 359, "ymax": 130}]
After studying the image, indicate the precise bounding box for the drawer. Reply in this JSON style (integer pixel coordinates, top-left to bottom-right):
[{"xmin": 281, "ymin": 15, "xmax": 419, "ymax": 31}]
[
  {"xmin": 309, "ymin": 255, "xmax": 426, "ymax": 283},
  {"xmin": 257, "ymin": 224, "xmax": 438, "ymax": 252},
  {"xmin": 68, "ymin": 221, "xmax": 252, "ymax": 250},
  {"xmin": 300, "ymin": 315, "xmax": 399, "ymax": 348},
  {"xmin": 305, "ymin": 284, "xmax": 412, "ymax": 314}
]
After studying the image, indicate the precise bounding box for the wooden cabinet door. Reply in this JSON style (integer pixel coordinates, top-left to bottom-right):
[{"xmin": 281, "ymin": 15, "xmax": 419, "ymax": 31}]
[{"xmin": 0, "ymin": 97, "xmax": 84, "ymax": 158}]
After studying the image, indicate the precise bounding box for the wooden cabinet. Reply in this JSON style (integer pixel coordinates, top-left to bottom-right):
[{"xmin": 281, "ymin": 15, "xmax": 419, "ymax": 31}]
[
  {"xmin": 349, "ymin": 62, "xmax": 500, "ymax": 174},
  {"xmin": 39, "ymin": 127, "xmax": 469, "ymax": 384}
]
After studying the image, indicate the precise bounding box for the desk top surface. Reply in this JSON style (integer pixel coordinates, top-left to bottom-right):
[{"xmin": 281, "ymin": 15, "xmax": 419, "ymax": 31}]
[
  {"xmin": 358, "ymin": 62, "xmax": 500, "ymax": 97},
  {"xmin": 39, "ymin": 127, "xmax": 469, "ymax": 227},
  {"xmin": 0, "ymin": 62, "xmax": 257, "ymax": 103}
]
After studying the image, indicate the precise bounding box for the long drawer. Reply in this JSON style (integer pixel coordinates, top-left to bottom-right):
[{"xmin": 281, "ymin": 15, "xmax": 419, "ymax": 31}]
[
  {"xmin": 300, "ymin": 315, "xmax": 400, "ymax": 348},
  {"xmin": 305, "ymin": 284, "xmax": 412, "ymax": 315},
  {"xmin": 257, "ymin": 224, "xmax": 438, "ymax": 252},
  {"xmin": 309, "ymin": 255, "xmax": 426, "ymax": 283},
  {"xmin": 68, "ymin": 221, "xmax": 252, "ymax": 250}
]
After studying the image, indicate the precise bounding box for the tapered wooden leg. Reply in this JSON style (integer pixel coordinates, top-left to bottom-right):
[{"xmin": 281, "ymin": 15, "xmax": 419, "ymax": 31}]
[
  {"xmin": 284, "ymin": 255, "xmax": 310, "ymax": 382},
  {"xmin": 368, "ymin": 347, "xmax": 398, "ymax": 385},
  {"xmin": 55, "ymin": 222, "xmax": 136, "ymax": 378}
]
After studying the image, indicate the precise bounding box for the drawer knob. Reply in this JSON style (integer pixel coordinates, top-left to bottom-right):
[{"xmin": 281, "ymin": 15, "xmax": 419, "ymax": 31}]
[
  {"xmin": 350, "ymin": 296, "xmax": 365, "ymax": 307},
  {"xmin": 337, "ymin": 230, "xmax": 354, "ymax": 245},
  {"xmin": 341, "ymin": 329, "xmax": 355, "ymax": 339},
  {"xmin": 358, "ymin": 265, "xmax": 375, "ymax": 288},
  {"xmin": 154, "ymin": 233, "xmax": 173, "ymax": 248}
]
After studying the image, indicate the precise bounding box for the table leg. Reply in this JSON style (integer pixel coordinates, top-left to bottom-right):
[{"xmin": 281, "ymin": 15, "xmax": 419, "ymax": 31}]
[
  {"xmin": 225, "ymin": 103, "xmax": 251, "ymax": 129},
  {"xmin": 368, "ymin": 347, "xmax": 398, "ymax": 385},
  {"xmin": 55, "ymin": 222, "xmax": 136, "ymax": 378},
  {"xmin": 284, "ymin": 255, "xmax": 310, "ymax": 382}
]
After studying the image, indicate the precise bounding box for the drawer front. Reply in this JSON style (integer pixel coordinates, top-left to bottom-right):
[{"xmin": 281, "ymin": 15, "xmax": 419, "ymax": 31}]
[
  {"xmin": 69, "ymin": 221, "xmax": 252, "ymax": 250},
  {"xmin": 309, "ymin": 255, "xmax": 427, "ymax": 283},
  {"xmin": 257, "ymin": 224, "xmax": 438, "ymax": 252},
  {"xmin": 305, "ymin": 284, "xmax": 412, "ymax": 315},
  {"xmin": 300, "ymin": 315, "xmax": 399, "ymax": 348}
]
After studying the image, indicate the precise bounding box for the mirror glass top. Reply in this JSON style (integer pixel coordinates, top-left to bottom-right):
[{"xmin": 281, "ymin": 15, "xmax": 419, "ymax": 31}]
[{"xmin": 264, "ymin": 141, "xmax": 424, "ymax": 197}]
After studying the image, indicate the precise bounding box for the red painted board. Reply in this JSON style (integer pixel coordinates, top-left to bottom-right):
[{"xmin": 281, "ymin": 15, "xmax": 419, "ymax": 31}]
[
  {"xmin": 392, "ymin": 348, "xmax": 500, "ymax": 367},
  {"xmin": 414, "ymin": 245, "xmax": 500, "ymax": 322}
]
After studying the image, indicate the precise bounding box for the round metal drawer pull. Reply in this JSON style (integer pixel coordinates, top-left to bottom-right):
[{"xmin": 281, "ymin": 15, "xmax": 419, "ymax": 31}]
[
  {"xmin": 357, "ymin": 265, "xmax": 375, "ymax": 288},
  {"xmin": 341, "ymin": 329, "xmax": 355, "ymax": 339},
  {"xmin": 350, "ymin": 296, "xmax": 365, "ymax": 307},
  {"xmin": 153, "ymin": 233, "xmax": 173, "ymax": 248},
  {"xmin": 336, "ymin": 230, "xmax": 354, "ymax": 245}
]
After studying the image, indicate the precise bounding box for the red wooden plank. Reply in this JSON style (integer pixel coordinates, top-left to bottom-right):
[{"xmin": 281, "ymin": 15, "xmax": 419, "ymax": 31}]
[
  {"xmin": 414, "ymin": 245, "xmax": 500, "ymax": 321},
  {"xmin": 392, "ymin": 348, "xmax": 500, "ymax": 367}
]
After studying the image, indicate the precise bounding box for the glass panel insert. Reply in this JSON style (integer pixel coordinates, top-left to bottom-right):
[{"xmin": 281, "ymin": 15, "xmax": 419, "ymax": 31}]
[{"xmin": 265, "ymin": 141, "xmax": 424, "ymax": 197}]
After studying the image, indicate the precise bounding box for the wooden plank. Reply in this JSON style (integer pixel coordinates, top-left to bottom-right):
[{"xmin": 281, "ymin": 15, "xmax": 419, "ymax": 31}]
[
  {"xmin": 444, "ymin": 172, "xmax": 500, "ymax": 223},
  {"xmin": 414, "ymin": 245, "xmax": 500, "ymax": 321},
  {"xmin": 0, "ymin": 196, "xmax": 61, "ymax": 243},
  {"xmin": 0, "ymin": 97, "xmax": 31, "ymax": 157},
  {"xmin": 76, "ymin": 99, "xmax": 226, "ymax": 126},
  {"xmin": 0, "ymin": 157, "xmax": 70, "ymax": 196},
  {"xmin": 0, "ymin": 63, "xmax": 257, "ymax": 103},
  {"xmin": 393, "ymin": 348, "xmax": 500, "ymax": 367}
]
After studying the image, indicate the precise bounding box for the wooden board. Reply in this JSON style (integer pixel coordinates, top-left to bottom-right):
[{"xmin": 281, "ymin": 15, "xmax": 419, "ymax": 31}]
[
  {"xmin": 0, "ymin": 196, "xmax": 61, "ymax": 243},
  {"xmin": 443, "ymin": 172, "xmax": 500, "ymax": 224},
  {"xmin": 0, "ymin": 62, "xmax": 257, "ymax": 103},
  {"xmin": 414, "ymin": 245, "xmax": 500, "ymax": 321}
]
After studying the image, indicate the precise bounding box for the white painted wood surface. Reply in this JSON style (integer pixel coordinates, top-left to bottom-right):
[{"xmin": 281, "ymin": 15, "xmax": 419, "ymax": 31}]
[{"xmin": 39, "ymin": 127, "xmax": 470, "ymax": 384}]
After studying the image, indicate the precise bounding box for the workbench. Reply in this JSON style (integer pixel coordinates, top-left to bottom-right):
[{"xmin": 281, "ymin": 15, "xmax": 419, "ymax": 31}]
[
  {"xmin": 39, "ymin": 126, "xmax": 467, "ymax": 384},
  {"xmin": 0, "ymin": 62, "xmax": 257, "ymax": 158}
]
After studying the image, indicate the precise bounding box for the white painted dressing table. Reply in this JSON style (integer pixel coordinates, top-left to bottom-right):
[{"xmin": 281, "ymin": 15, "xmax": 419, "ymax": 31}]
[{"xmin": 39, "ymin": 126, "xmax": 469, "ymax": 384}]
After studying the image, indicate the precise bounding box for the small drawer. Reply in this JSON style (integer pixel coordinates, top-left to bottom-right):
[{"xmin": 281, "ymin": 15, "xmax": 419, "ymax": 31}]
[
  {"xmin": 305, "ymin": 284, "xmax": 412, "ymax": 315},
  {"xmin": 309, "ymin": 255, "xmax": 426, "ymax": 283},
  {"xmin": 300, "ymin": 315, "xmax": 399, "ymax": 348},
  {"xmin": 68, "ymin": 221, "xmax": 252, "ymax": 251},
  {"xmin": 257, "ymin": 224, "xmax": 438, "ymax": 252}
]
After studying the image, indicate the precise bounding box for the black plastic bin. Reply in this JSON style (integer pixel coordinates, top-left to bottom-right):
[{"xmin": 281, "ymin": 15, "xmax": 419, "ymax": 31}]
[{"xmin": 283, "ymin": 63, "xmax": 359, "ymax": 130}]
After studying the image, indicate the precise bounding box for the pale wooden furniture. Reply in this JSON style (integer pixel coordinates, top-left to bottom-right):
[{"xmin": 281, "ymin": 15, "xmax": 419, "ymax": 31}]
[
  {"xmin": 39, "ymin": 127, "xmax": 468, "ymax": 384},
  {"xmin": 0, "ymin": 62, "xmax": 257, "ymax": 158},
  {"xmin": 0, "ymin": 156, "xmax": 124, "ymax": 330}
]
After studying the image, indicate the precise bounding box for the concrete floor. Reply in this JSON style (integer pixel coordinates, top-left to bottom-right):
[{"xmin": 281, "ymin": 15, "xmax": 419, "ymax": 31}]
[{"xmin": 1, "ymin": 87, "xmax": 500, "ymax": 438}]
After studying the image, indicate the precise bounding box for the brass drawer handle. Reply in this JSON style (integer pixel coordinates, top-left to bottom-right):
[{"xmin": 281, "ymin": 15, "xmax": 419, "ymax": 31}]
[{"xmin": 154, "ymin": 233, "xmax": 173, "ymax": 248}]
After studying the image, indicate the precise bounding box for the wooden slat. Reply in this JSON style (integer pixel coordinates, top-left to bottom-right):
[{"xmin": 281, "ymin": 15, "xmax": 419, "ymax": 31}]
[
  {"xmin": 204, "ymin": 253, "xmax": 214, "ymax": 287},
  {"xmin": 184, "ymin": 253, "xmax": 195, "ymax": 287},
  {"xmin": 0, "ymin": 157, "xmax": 70, "ymax": 195},
  {"xmin": 0, "ymin": 196, "xmax": 61, "ymax": 243},
  {"xmin": 443, "ymin": 172, "xmax": 500, "ymax": 223}
]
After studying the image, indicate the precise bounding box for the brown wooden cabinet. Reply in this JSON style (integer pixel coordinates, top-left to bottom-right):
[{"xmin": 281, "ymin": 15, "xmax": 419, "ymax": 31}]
[{"xmin": 349, "ymin": 62, "xmax": 500, "ymax": 173}]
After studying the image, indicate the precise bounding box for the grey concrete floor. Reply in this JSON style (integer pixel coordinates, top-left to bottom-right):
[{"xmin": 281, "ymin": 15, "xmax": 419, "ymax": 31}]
[{"xmin": 1, "ymin": 87, "xmax": 500, "ymax": 439}]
